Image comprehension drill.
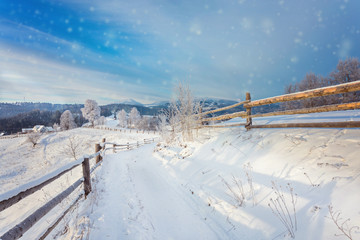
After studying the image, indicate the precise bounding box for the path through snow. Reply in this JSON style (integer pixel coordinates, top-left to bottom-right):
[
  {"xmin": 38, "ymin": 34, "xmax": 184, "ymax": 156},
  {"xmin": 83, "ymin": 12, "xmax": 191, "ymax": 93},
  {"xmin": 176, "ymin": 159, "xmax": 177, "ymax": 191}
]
[{"xmin": 82, "ymin": 144, "xmax": 226, "ymax": 240}]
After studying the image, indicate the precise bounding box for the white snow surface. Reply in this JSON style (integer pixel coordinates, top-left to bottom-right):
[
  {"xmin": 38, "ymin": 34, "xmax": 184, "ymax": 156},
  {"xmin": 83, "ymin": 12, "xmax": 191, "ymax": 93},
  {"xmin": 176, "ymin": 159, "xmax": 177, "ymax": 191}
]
[{"xmin": 1, "ymin": 112, "xmax": 360, "ymax": 239}]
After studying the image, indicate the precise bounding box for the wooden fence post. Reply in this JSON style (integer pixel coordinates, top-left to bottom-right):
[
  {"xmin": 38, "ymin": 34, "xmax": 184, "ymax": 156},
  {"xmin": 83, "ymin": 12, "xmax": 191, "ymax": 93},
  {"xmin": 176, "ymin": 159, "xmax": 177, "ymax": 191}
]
[
  {"xmin": 127, "ymin": 142, "xmax": 129, "ymax": 150},
  {"xmin": 82, "ymin": 158, "xmax": 91, "ymax": 197},
  {"xmin": 113, "ymin": 144, "xmax": 116, "ymax": 153},
  {"xmin": 245, "ymin": 92, "xmax": 252, "ymax": 130},
  {"xmin": 95, "ymin": 143, "xmax": 101, "ymax": 163},
  {"xmin": 102, "ymin": 138, "xmax": 106, "ymax": 150}
]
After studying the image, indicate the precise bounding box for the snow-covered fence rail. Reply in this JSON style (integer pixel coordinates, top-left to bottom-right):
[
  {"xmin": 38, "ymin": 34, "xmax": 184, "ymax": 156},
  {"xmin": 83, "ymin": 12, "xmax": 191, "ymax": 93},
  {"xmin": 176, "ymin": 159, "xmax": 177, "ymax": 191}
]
[
  {"xmin": 0, "ymin": 137, "xmax": 157, "ymax": 240},
  {"xmin": 0, "ymin": 149, "xmax": 102, "ymax": 240},
  {"xmin": 94, "ymin": 125, "xmax": 158, "ymax": 135},
  {"xmin": 200, "ymin": 80, "xmax": 360, "ymax": 129},
  {"xmin": 102, "ymin": 138, "xmax": 157, "ymax": 154}
]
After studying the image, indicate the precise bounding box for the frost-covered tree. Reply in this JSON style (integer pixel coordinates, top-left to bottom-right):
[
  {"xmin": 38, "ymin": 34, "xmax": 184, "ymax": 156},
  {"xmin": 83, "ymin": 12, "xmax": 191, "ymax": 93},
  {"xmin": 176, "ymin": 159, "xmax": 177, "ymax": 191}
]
[
  {"xmin": 95, "ymin": 116, "xmax": 106, "ymax": 126},
  {"xmin": 60, "ymin": 110, "xmax": 76, "ymax": 130},
  {"xmin": 129, "ymin": 107, "xmax": 141, "ymax": 128},
  {"xmin": 137, "ymin": 117, "xmax": 149, "ymax": 130},
  {"xmin": 117, "ymin": 109, "xmax": 127, "ymax": 128},
  {"xmin": 169, "ymin": 82, "xmax": 201, "ymax": 142},
  {"xmin": 81, "ymin": 99, "xmax": 100, "ymax": 127},
  {"xmin": 330, "ymin": 57, "xmax": 360, "ymax": 103},
  {"xmin": 149, "ymin": 116, "xmax": 159, "ymax": 131},
  {"xmin": 282, "ymin": 57, "xmax": 360, "ymax": 110}
]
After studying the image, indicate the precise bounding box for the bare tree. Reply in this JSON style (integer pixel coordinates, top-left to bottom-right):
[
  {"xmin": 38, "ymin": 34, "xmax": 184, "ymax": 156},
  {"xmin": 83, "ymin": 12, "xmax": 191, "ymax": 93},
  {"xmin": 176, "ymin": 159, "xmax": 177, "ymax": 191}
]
[
  {"xmin": 81, "ymin": 99, "xmax": 100, "ymax": 127},
  {"xmin": 330, "ymin": 57, "xmax": 360, "ymax": 103},
  {"xmin": 282, "ymin": 57, "xmax": 360, "ymax": 110},
  {"xmin": 67, "ymin": 136, "xmax": 81, "ymax": 160},
  {"xmin": 61, "ymin": 136, "xmax": 81, "ymax": 160},
  {"xmin": 60, "ymin": 110, "xmax": 76, "ymax": 130}
]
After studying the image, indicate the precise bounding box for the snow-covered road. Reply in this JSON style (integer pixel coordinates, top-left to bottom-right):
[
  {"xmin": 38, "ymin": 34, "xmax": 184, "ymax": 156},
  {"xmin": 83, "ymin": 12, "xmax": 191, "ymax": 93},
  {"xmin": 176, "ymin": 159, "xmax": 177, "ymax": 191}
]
[{"xmin": 86, "ymin": 144, "xmax": 225, "ymax": 240}]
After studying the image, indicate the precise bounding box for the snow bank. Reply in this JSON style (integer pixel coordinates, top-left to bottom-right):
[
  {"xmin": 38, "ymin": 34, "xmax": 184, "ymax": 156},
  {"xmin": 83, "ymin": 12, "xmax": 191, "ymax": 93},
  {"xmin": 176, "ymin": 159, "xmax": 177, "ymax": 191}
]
[{"xmin": 54, "ymin": 110, "xmax": 360, "ymax": 239}]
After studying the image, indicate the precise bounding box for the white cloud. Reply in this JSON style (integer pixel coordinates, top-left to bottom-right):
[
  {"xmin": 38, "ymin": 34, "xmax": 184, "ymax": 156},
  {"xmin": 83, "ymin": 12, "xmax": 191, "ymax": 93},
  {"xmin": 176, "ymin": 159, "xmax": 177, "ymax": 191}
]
[{"xmin": 0, "ymin": 45, "xmax": 164, "ymax": 104}]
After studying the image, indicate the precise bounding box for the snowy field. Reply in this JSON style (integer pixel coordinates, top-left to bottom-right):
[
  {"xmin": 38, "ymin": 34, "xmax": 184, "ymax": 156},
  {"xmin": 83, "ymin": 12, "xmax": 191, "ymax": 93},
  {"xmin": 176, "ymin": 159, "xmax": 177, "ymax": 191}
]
[{"xmin": 1, "ymin": 111, "xmax": 360, "ymax": 239}]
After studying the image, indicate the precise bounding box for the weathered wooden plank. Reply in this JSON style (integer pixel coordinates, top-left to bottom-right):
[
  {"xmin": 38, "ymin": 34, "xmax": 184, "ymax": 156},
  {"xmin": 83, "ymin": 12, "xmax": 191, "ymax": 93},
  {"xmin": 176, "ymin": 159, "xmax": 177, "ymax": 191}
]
[
  {"xmin": 95, "ymin": 143, "xmax": 101, "ymax": 163},
  {"xmin": 244, "ymin": 80, "xmax": 360, "ymax": 108},
  {"xmin": 39, "ymin": 194, "xmax": 83, "ymax": 240},
  {"xmin": 245, "ymin": 92, "xmax": 252, "ymax": 129},
  {"xmin": 248, "ymin": 101, "xmax": 360, "ymax": 118},
  {"xmin": 197, "ymin": 100, "xmax": 249, "ymax": 116},
  {"xmin": 250, "ymin": 121, "xmax": 360, "ymax": 129},
  {"xmin": 0, "ymin": 178, "xmax": 83, "ymax": 240},
  {"xmin": 0, "ymin": 163, "xmax": 80, "ymax": 212},
  {"xmin": 201, "ymin": 111, "xmax": 246, "ymax": 122},
  {"xmin": 82, "ymin": 158, "xmax": 91, "ymax": 197}
]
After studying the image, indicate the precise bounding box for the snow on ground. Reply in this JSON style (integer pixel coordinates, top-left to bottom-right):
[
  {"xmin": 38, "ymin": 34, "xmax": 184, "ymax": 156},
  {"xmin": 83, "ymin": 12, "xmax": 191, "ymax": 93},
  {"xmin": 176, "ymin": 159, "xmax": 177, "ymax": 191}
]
[
  {"xmin": 0, "ymin": 127, "xmax": 156, "ymax": 196},
  {"xmin": 1, "ymin": 112, "xmax": 360, "ymax": 239},
  {"xmin": 45, "ymin": 110, "xmax": 360, "ymax": 240},
  {"xmin": 0, "ymin": 125, "xmax": 158, "ymax": 239}
]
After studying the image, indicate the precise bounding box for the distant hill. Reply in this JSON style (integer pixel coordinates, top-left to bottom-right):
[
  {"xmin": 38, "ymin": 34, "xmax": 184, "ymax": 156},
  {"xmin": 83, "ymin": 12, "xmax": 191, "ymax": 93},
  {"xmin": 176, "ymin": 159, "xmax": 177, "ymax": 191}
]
[
  {"xmin": 0, "ymin": 102, "xmax": 83, "ymax": 119},
  {"xmin": 0, "ymin": 99, "xmax": 280, "ymax": 134}
]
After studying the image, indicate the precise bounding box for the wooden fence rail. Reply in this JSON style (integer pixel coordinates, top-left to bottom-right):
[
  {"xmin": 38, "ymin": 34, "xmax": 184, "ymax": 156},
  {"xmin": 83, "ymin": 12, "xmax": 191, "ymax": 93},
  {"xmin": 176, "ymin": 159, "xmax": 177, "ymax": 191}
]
[
  {"xmin": 0, "ymin": 137, "xmax": 157, "ymax": 240},
  {"xmin": 199, "ymin": 80, "xmax": 360, "ymax": 129}
]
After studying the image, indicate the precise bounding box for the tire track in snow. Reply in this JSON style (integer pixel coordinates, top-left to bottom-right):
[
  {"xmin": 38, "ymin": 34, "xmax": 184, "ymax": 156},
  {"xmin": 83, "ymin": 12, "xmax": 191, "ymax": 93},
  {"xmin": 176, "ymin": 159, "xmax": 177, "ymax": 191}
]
[{"xmin": 88, "ymin": 144, "xmax": 228, "ymax": 239}]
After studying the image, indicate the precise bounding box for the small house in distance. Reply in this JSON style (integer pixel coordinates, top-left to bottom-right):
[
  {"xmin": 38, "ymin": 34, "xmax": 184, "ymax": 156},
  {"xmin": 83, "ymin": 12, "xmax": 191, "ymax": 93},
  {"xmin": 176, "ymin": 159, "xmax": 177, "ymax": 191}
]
[
  {"xmin": 22, "ymin": 128, "xmax": 33, "ymax": 134},
  {"xmin": 32, "ymin": 125, "xmax": 54, "ymax": 133}
]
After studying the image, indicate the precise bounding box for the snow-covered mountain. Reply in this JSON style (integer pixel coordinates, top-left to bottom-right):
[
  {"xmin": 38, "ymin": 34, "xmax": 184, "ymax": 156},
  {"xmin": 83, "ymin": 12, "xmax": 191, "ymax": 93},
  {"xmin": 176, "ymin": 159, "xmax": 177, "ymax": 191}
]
[{"xmin": 119, "ymin": 99, "xmax": 145, "ymax": 106}]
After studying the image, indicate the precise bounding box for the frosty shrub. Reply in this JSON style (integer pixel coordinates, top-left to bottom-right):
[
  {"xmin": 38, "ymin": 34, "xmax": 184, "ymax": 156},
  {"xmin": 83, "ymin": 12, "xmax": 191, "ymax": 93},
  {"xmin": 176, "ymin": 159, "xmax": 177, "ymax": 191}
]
[
  {"xmin": 219, "ymin": 175, "xmax": 246, "ymax": 208},
  {"xmin": 268, "ymin": 182, "xmax": 297, "ymax": 239},
  {"xmin": 27, "ymin": 132, "xmax": 42, "ymax": 147},
  {"xmin": 60, "ymin": 110, "xmax": 77, "ymax": 130},
  {"xmin": 81, "ymin": 99, "xmax": 100, "ymax": 127},
  {"xmin": 328, "ymin": 204, "xmax": 359, "ymax": 240},
  {"xmin": 117, "ymin": 109, "xmax": 127, "ymax": 128}
]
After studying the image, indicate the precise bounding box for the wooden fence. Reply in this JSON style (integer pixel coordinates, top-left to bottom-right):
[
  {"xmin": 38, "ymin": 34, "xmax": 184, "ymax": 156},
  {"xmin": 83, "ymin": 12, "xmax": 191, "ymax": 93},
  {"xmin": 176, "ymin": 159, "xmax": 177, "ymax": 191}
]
[
  {"xmin": 0, "ymin": 137, "xmax": 156, "ymax": 240},
  {"xmin": 94, "ymin": 126, "xmax": 157, "ymax": 135},
  {"xmin": 199, "ymin": 80, "xmax": 360, "ymax": 129}
]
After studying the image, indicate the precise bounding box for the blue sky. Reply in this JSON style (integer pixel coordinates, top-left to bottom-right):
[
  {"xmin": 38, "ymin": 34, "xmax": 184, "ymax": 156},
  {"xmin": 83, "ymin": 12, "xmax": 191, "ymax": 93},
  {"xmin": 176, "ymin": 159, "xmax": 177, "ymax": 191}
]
[{"xmin": 0, "ymin": 0, "xmax": 359, "ymax": 104}]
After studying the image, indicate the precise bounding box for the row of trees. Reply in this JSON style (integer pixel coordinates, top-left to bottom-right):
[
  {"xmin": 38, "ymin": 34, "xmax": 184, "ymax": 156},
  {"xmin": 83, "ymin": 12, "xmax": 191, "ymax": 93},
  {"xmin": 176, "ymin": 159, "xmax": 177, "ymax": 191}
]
[
  {"xmin": 59, "ymin": 99, "xmax": 103, "ymax": 131},
  {"xmin": 283, "ymin": 58, "xmax": 360, "ymax": 110},
  {"xmin": 117, "ymin": 107, "xmax": 158, "ymax": 131}
]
